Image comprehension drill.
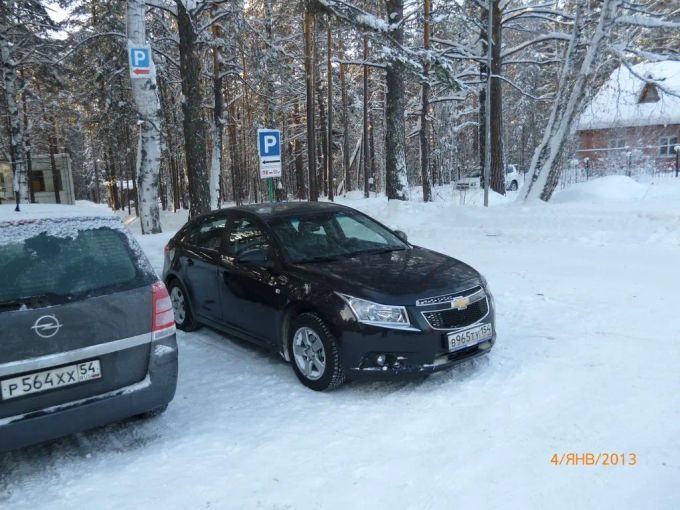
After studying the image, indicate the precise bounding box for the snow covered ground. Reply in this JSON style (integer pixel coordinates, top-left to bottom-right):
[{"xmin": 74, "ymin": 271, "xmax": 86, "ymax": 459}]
[{"xmin": 1, "ymin": 176, "xmax": 679, "ymax": 509}]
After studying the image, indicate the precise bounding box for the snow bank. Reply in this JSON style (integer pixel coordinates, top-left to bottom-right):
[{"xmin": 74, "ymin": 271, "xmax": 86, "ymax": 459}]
[{"xmin": 551, "ymin": 175, "xmax": 647, "ymax": 204}]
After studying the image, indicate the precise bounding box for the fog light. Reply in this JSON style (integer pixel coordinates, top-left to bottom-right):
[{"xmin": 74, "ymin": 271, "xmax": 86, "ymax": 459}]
[{"xmin": 376, "ymin": 354, "xmax": 386, "ymax": 366}]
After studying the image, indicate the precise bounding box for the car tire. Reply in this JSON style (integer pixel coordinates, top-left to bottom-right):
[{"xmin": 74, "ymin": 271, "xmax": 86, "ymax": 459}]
[
  {"xmin": 289, "ymin": 313, "xmax": 345, "ymax": 391},
  {"xmin": 168, "ymin": 280, "xmax": 200, "ymax": 331},
  {"xmin": 509, "ymin": 181, "xmax": 518, "ymax": 191}
]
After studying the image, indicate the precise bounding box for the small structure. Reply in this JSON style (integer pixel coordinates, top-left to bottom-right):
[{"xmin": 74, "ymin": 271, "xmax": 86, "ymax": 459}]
[
  {"xmin": 0, "ymin": 153, "xmax": 75, "ymax": 205},
  {"xmin": 576, "ymin": 61, "xmax": 680, "ymax": 175}
]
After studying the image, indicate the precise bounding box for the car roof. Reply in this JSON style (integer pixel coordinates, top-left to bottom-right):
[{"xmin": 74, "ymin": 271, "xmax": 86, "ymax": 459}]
[
  {"xmin": 0, "ymin": 203, "xmax": 118, "ymax": 224},
  {"xmin": 206, "ymin": 201, "xmax": 355, "ymax": 221}
]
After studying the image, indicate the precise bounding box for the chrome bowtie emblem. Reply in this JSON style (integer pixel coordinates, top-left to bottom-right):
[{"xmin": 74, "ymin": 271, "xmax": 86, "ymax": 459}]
[
  {"xmin": 32, "ymin": 315, "xmax": 62, "ymax": 338},
  {"xmin": 451, "ymin": 296, "xmax": 470, "ymax": 311}
]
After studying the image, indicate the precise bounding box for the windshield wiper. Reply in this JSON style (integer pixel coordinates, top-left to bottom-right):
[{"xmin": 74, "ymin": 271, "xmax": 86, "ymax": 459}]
[
  {"xmin": 0, "ymin": 294, "xmax": 53, "ymax": 312},
  {"xmin": 296, "ymin": 255, "xmax": 343, "ymax": 264},
  {"xmin": 344, "ymin": 247, "xmax": 407, "ymax": 258}
]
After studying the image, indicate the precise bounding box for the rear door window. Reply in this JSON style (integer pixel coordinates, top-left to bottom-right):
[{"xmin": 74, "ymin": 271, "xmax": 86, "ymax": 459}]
[
  {"xmin": 186, "ymin": 217, "xmax": 227, "ymax": 251},
  {"xmin": 0, "ymin": 225, "xmax": 152, "ymax": 310},
  {"xmin": 224, "ymin": 216, "xmax": 271, "ymax": 258}
]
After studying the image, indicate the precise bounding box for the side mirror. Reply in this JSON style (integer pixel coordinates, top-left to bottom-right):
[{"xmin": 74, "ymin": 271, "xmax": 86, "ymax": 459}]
[
  {"xmin": 394, "ymin": 230, "xmax": 408, "ymax": 243},
  {"xmin": 236, "ymin": 248, "xmax": 272, "ymax": 268}
]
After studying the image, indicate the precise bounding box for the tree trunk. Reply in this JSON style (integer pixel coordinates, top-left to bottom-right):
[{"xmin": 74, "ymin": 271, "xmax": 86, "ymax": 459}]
[
  {"xmin": 293, "ymin": 101, "xmax": 307, "ymax": 199},
  {"xmin": 326, "ymin": 20, "xmax": 334, "ymax": 201},
  {"xmin": 304, "ymin": 7, "xmax": 318, "ymax": 201},
  {"xmin": 362, "ymin": 34, "xmax": 369, "ymax": 198},
  {"xmin": 210, "ymin": 13, "xmax": 224, "ymax": 210},
  {"xmin": 384, "ymin": 0, "xmax": 408, "ymax": 200},
  {"xmin": 48, "ymin": 130, "xmax": 61, "ymax": 204},
  {"xmin": 0, "ymin": 12, "xmax": 29, "ymax": 209},
  {"xmin": 489, "ymin": 0, "xmax": 505, "ymax": 195},
  {"xmin": 315, "ymin": 20, "xmax": 327, "ymax": 198},
  {"xmin": 19, "ymin": 70, "xmax": 34, "ymax": 203},
  {"xmin": 419, "ymin": 0, "xmax": 432, "ymax": 202},
  {"xmin": 521, "ymin": 0, "xmax": 618, "ymax": 202},
  {"xmin": 339, "ymin": 55, "xmax": 350, "ymax": 193},
  {"xmin": 176, "ymin": 0, "xmax": 210, "ymax": 218},
  {"xmin": 127, "ymin": 0, "xmax": 162, "ymax": 233},
  {"xmin": 228, "ymin": 97, "xmax": 241, "ymax": 205}
]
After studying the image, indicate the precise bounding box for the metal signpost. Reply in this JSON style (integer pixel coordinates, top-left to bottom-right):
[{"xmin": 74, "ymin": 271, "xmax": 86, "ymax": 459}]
[
  {"xmin": 128, "ymin": 44, "xmax": 155, "ymax": 80},
  {"xmin": 258, "ymin": 129, "xmax": 282, "ymax": 201}
]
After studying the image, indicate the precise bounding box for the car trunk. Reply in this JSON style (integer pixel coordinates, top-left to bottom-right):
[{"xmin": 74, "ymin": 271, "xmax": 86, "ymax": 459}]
[{"xmin": 0, "ymin": 219, "xmax": 156, "ymax": 420}]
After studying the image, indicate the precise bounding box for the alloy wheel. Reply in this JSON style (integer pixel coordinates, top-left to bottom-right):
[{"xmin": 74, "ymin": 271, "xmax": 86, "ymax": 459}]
[
  {"xmin": 292, "ymin": 327, "xmax": 326, "ymax": 381},
  {"xmin": 170, "ymin": 286, "xmax": 186, "ymax": 325}
]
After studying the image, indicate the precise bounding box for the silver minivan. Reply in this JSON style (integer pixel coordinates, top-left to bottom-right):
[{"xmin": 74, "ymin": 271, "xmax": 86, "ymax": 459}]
[{"xmin": 0, "ymin": 205, "xmax": 178, "ymax": 451}]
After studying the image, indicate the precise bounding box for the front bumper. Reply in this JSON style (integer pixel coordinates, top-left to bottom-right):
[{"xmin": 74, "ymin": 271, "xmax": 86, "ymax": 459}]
[
  {"xmin": 339, "ymin": 325, "xmax": 495, "ymax": 380},
  {"xmin": 0, "ymin": 336, "xmax": 178, "ymax": 452}
]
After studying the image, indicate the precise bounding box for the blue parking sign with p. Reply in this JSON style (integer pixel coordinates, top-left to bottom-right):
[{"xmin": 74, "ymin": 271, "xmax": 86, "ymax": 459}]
[
  {"xmin": 258, "ymin": 130, "xmax": 281, "ymax": 158},
  {"xmin": 130, "ymin": 47, "xmax": 150, "ymax": 68},
  {"xmin": 130, "ymin": 48, "xmax": 149, "ymax": 67}
]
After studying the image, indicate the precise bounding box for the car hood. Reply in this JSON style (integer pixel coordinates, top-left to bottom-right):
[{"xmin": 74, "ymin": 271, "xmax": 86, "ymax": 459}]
[{"xmin": 290, "ymin": 246, "xmax": 483, "ymax": 305}]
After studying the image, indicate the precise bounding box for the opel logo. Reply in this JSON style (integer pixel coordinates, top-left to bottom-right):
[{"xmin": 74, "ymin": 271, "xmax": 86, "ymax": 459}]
[
  {"xmin": 451, "ymin": 296, "xmax": 470, "ymax": 311},
  {"xmin": 32, "ymin": 315, "xmax": 62, "ymax": 338}
]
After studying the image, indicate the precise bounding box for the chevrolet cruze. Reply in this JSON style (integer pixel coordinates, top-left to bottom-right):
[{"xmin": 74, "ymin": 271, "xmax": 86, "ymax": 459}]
[{"xmin": 163, "ymin": 202, "xmax": 495, "ymax": 391}]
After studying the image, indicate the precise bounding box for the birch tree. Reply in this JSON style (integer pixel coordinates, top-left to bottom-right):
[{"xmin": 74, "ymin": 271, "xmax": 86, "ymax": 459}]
[
  {"xmin": 0, "ymin": 1, "xmax": 54, "ymax": 209},
  {"xmin": 127, "ymin": 0, "xmax": 162, "ymax": 233},
  {"xmin": 521, "ymin": 0, "xmax": 620, "ymax": 202}
]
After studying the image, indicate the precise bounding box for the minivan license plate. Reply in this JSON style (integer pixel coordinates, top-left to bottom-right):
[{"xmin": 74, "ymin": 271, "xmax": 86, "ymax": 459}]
[
  {"xmin": 447, "ymin": 323, "xmax": 492, "ymax": 352},
  {"xmin": 1, "ymin": 360, "xmax": 101, "ymax": 400}
]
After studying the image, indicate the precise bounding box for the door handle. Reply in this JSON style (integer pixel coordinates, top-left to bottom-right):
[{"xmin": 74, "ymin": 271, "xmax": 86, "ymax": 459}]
[{"xmin": 187, "ymin": 258, "xmax": 194, "ymax": 266}]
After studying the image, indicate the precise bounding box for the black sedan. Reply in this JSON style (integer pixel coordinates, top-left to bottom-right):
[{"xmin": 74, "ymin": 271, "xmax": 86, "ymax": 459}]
[{"xmin": 162, "ymin": 202, "xmax": 495, "ymax": 391}]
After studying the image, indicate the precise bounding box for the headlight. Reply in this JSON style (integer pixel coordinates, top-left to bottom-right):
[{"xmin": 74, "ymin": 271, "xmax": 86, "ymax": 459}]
[{"xmin": 336, "ymin": 293, "xmax": 416, "ymax": 330}]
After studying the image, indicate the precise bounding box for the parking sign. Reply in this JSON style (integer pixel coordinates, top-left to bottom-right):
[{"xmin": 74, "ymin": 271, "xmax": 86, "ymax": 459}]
[
  {"xmin": 128, "ymin": 43, "xmax": 155, "ymax": 80},
  {"xmin": 257, "ymin": 129, "xmax": 282, "ymax": 178}
]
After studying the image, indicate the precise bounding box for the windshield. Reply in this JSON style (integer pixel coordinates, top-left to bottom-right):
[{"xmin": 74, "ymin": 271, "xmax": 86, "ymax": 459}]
[
  {"xmin": 0, "ymin": 225, "xmax": 154, "ymax": 311},
  {"xmin": 267, "ymin": 211, "xmax": 408, "ymax": 263}
]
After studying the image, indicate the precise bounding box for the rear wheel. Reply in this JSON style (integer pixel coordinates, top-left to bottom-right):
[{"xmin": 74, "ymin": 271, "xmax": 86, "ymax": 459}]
[
  {"xmin": 168, "ymin": 280, "xmax": 199, "ymax": 331},
  {"xmin": 289, "ymin": 313, "xmax": 345, "ymax": 391}
]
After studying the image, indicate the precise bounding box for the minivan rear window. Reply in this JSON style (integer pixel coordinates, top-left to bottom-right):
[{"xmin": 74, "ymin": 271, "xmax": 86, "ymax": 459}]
[{"xmin": 0, "ymin": 225, "xmax": 152, "ymax": 310}]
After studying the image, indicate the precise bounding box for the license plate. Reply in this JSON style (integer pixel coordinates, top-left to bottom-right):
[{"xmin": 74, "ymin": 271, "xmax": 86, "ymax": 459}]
[
  {"xmin": 447, "ymin": 323, "xmax": 493, "ymax": 352},
  {"xmin": 1, "ymin": 360, "xmax": 101, "ymax": 400}
]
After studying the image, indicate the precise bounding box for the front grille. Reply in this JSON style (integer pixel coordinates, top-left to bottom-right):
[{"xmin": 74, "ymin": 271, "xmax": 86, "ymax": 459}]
[
  {"xmin": 422, "ymin": 298, "xmax": 489, "ymax": 330},
  {"xmin": 416, "ymin": 286, "xmax": 483, "ymax": 306}
]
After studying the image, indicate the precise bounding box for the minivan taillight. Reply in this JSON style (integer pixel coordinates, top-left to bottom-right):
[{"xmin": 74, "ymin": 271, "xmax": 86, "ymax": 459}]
[{"xmin": 152, "ymin": 281, "xmax": 175, "ymax": 339}]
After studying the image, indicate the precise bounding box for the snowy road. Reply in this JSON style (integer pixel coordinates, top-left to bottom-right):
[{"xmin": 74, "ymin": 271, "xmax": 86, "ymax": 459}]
[{"xmin": 1, "ymin": 177, "xmax": 679, "ymax": 509}]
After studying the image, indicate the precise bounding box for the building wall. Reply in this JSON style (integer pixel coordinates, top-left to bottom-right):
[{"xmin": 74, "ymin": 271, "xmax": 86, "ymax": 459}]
[
  {"xmin": 0, "ymin": 154, "xmax": 75, "ymax": 205},
  {"xmin": 577, "ymin": 124, "xmax": 680, "ymax": 173}
]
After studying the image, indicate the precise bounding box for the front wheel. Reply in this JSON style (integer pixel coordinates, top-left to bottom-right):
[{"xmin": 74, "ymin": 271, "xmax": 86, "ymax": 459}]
[
  {"xmin": 508, "ymin": 180, "xmax": 518, "ymax": 191},
  {"xmin": 289, "ymin": 313, "xmax": 345, "ymax": 391}
]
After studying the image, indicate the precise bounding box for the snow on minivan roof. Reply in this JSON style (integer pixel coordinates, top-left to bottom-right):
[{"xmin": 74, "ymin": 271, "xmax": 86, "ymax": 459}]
[{"xmin": 0, "ymin": 202, "xmax": 115, "ymax": 223}]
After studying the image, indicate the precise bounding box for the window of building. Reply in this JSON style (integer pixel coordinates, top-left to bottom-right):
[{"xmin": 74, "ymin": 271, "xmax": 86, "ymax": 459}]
[
  {"xmin": 639, "ymin": 83, "xmax": 660, "ymax": 103},
  {"xmin": 31, "ymin": 170, "xmax": 47, "ymax": 192},
  {"xmin": 608, "ymin": 138, "xmax": 626, "ymax": 150},
  {"xmin": 659, "ymin": 136, "xmax": 679, "ymax": 157}
]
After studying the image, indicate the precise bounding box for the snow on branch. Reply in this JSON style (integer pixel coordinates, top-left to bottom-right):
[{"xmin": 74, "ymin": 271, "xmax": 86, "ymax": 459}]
[
  {"xmin": 313, "ymin": 0, "xmax": 395, "ymax": 34},
  {"xmin": 145, "ymin": 0, "xmax": 177, "ymax": 17},
  {"xmin": 615, "ymin": 15, "xmax": 680, "ymax": 29},
  {"xmin": 501, "ymin": 32, "xmax": 572, "ymax": 59}
]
